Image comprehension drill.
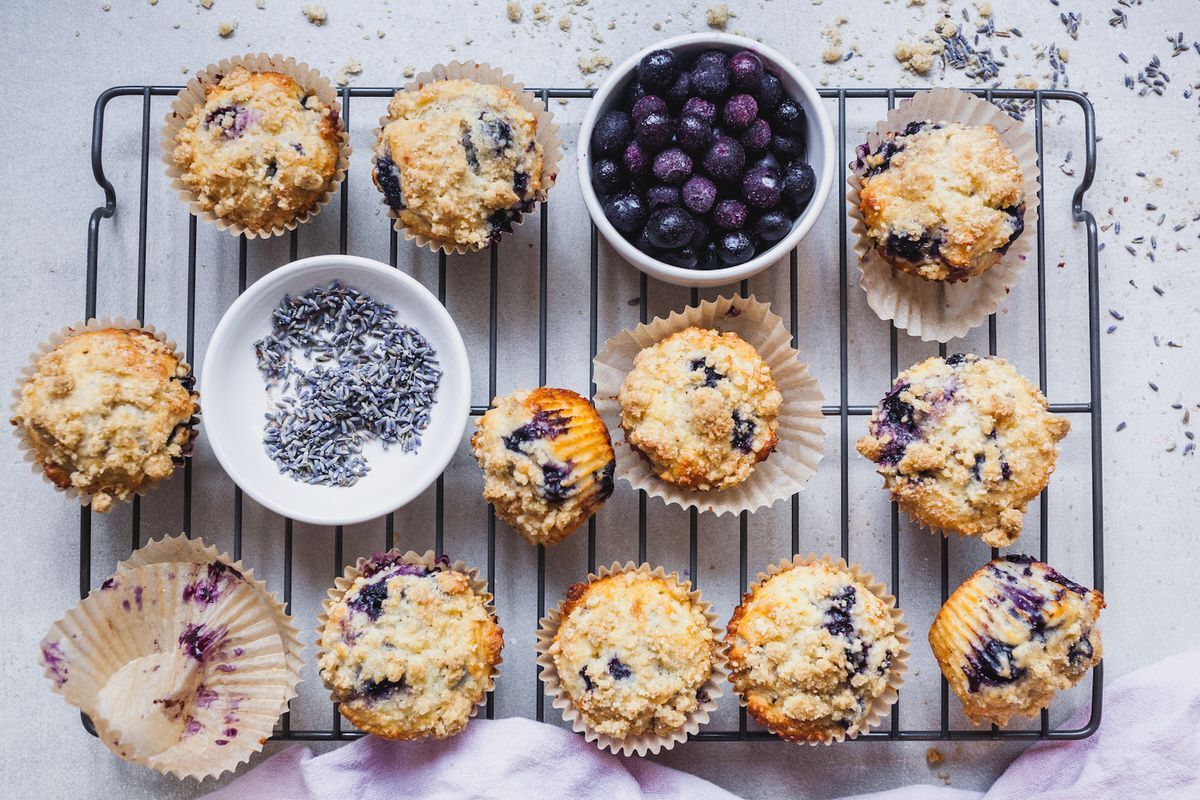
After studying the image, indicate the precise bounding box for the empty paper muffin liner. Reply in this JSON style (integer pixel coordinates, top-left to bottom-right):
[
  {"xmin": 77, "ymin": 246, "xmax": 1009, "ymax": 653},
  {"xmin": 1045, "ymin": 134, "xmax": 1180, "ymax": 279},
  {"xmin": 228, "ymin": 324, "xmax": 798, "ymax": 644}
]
[
  {"xmin": 592, "ymin": 294, "xmax": 825, "ymax": 516},
  {"xmin": 315, "ymin": 550, "xmax": 502, "ymax": 738},
  {"xmin": 39, "ymin": 537, "xmax": 301, "ymax": 780},
  {"xmin": 534, "ymin": 562, "xmax": 725, "ymax": 757},
  {"xmin": 847, "ymin": 87, "xmax": 1041, "ymax": 342},
  {"xmin": 162, "ymin": 52, "xmax": 351, "ymax": 239},
  {"xmin": 371, "ymin": 61, "xmax": 562, "ymax": 255},
  {"xmin": 726, "ymin": 554, "xmax": 909, "ymax": 744},
  {"xmin": 11, "ymin": 317, "xmax": 201, "ymax": 511}
]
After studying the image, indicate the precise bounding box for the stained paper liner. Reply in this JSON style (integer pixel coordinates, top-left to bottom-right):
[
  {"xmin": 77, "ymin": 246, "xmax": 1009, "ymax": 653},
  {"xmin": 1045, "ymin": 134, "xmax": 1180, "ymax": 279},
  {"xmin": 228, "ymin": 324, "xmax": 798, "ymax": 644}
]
[
  {"xmin": 161, "ymin": 53, "xmax": 351, "ymax": 239},
  {"xmin": 726, "ymin": 554, "xmax": 910, "ymax": 744},
  {"xmin": 534, "ymin": 562, "xmax": 725, "ymax": 757},
  {"xmin": 40, "ymin": 540, "xmax": 301, "ymax": 780},
  {"xmin": 11, "ymin": 317, "xmax": 201, "ymax": 511},
  {"xmin": 592, "ymin": 295, "xmax": 825, "ymax": 516},
  {"xmin": 847, "ymin": 87, "xmax": 1041, "ymax": 342},
  {"xmin": 315, "ymin": 550, "xmax": 502, "ymax": 738},
  {"xmin": 371, "ymin": 61, "xmax": 562, "ymax": 255}
]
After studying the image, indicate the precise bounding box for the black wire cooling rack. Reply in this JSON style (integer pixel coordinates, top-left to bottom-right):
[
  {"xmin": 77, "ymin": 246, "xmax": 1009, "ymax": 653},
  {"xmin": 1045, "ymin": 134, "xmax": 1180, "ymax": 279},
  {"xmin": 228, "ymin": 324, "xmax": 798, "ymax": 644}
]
[{"xmin": 79, "ymin": 85, "xmax": 1103, "ymax": 743}]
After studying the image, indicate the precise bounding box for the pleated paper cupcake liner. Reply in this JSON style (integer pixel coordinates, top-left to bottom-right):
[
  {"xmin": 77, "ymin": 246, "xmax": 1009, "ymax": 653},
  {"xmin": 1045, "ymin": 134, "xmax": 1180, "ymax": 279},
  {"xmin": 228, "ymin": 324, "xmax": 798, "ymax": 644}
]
[
  {"xmin": 11, "ymin": 317, "xmax": 201, "ymax": 511},
  {"xmin": 162, "ymin": 52, "xmax": 351, "ymax": 239},
  {"xmin": 726, "ymin": 554, "xmax": 909, "ymax": 744},
  {"xmin": 592, "ymin": 294, "xmax": 825, "ymax": 516},
  {"xmin": 371, "ymin": 61, "xmax": 562, "ymax": 254},
  {"xmin": 847, "ymin": 87, "xmax": 1041, "ymax": 342},
  {"xmin": 315, "ymin": 550, "xmax": 502, "ymax": 737},
  {"xmin": 534, "ymin": 562, "xmax": 725, "ymax": 757},
  {"xmin": 40, "ymin": 544, "xmax": 300, "ymax": 780}
]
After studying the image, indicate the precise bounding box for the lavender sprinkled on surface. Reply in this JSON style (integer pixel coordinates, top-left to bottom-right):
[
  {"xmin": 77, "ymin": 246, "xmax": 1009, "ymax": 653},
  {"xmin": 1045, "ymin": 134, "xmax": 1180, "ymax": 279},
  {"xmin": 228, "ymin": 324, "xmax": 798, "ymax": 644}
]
[{"xmin": 254, "ymin": 281, "xmax": 442, "ymax": 486}]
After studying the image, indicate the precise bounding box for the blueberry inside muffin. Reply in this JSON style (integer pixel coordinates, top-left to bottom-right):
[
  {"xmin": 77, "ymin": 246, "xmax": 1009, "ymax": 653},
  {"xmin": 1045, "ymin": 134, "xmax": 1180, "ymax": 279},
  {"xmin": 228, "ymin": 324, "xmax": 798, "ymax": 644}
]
[
  {"xmin": 172, "ymin": 66, "xmax": 343, "ymax": 233},
  {"xmin": 855, "ymin": 121, "xmax": 1025, "ymax": 282},
  {"xmin": 856, "ymin": 354, "xmax": 1069, "ymax": 547},
  {"xmin": 318, "ymin": 553, "xmax": 503, "ymax": 740},
  {"xmin": 930, "ymin": 555, "xmax": 1104, "ymax": 726},
  {"xmin": 471, "ymin": 387, "xmax": 615, "ymax": 546},
  {"xmin": 373, "ymin": 78, "xmax": 548, "ymax": 249},
  {"xmin": 618, "ymin": 326, "xmax": 781, "ymax": 491},
  {"xmin": 725, "ymin": 559, "xmax": 904, "ymax": 742}
]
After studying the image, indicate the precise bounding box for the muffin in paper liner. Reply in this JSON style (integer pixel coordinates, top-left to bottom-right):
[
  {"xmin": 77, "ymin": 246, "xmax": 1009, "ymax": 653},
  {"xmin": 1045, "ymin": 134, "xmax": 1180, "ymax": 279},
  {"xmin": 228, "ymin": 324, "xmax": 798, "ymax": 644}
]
[
  {"xmin": 39, "ymin": 538, "xmax": 302, "ymax": 780},
  {"xmin": 315, "ymin": 550, "xmax": 503, "ymax": 740},
  {"xmin": 725, "ymin": 554, "xmax": 909, "ymax": 744},
  {"xmin": 10, "ymin": 317, "xmax": 201, "ymax": 512},
  {"xmin": 370, "ymin": 61, "xmax": 562, "ymax": 255},
  {"xmin": 534, "ymin": 562, "xmax": 725, "ymax": 757},
  {"xmin": 593, "ymin": 294, "xmax": 825, "ymax": 516},
  {"xmin": 847, "ymin": 87, "xmax": 1041, "ymax": 342},
  {"xmin": 161, "ymin": 53, "xmax": 351, "ymax": 239}
]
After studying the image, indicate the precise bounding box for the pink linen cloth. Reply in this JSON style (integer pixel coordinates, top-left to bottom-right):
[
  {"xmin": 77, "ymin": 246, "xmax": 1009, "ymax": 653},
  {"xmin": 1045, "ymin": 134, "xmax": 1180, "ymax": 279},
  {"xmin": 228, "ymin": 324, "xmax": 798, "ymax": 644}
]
[{"xmin": 207, "ymin": 650, "xmax": 1199, "ymax": 800}]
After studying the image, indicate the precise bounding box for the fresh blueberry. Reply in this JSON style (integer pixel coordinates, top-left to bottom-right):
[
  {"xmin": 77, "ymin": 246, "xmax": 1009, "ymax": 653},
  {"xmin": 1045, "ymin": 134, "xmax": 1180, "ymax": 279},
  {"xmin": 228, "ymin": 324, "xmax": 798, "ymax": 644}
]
[
  {"xmin": 373, "ymin": 154, "xmax": 404, "ymax": 211},
  {"xmin": 713, "ymin": 198, "xmax": 748, "ymax": 230},
  {"xmin": 622, "ymin": 141, "xmax": 651, "ymax": 179},
  {"xmin": 623, "ymin": 79, "xmax": 648, "ymax": 108},
  {"xmin": 755, "ymin": 72, "xmax": 783, "ymax": 111},
  {"xmin": 722, "ymin": 93, "xmax": 758, "ymax": 130},
  {"xmin": 698, "ymin": 239, "xmax": 722, "ymax": 269},
  {"xmin": 688, "ymin": 216, "xmax": 711, "ymax": 248},
  {"xmin": 690, "ymin": 62, "xmax": 731, "ymax": 99},
  {"xmin": 681, "ymin": 175, "xmax": 718, "ymax": 215},
  {"xmin": 665, "ymin": 71, "xmax": 692, "ymax": 110},
  {"xmin": 659, "ymin": 245, "xmax": 699, "ymax": 269},
  {"xmin": 701, "ymin": 136, "xmax": 746, "ymax": 182},
  {"xmin": 592, "ymin": 110, "xmax": 631, "ymax": 157},
  {"xmin": 652, "ymin": 147, "xmax": 693, "ymax": 185},
  {"xmin": 751, "ymin": 151, "xmax": 782, "ymax": 174},
  {"xmin": 739, "ymin": 118, "xmax": 772, "ymax": 153},
  {"xmin": 728, "ymin": 50, "xmax": 764, "ymax": 91},
  {"xmin": 681, "ymin": 96, "xmax": 717, "ymax": 123},
  {"xmin": 635, "ymin": 110, "xmax": 673, "ymax": 150},
  {"xmin": 718, "ymin": 230, "xmax": 755, "ymax": 265},
  {"xmin": 591, "ymin": 158, "xmax": 623, "ymax": 196},
  {"xmin": 741, "ymin": 166, "xmax": 781, "ymax": 209},
  {"xmin": 634, "ymin": 228, "xmax": 662, "ymax": 255},
  {"xmin": 631, "ymin": 94, "xmax": 669, "ymax": 123},
  {"xmin": 771, "ymin": 133, "xmax": 805, "ymax": 161},
  {"xmin": 637, "ymin": 49, "xmax": 679, "ymax": 90},
  {"xmin": 755, "ymin": 209, "xmax": 792, "ymax": 243},
  {"xmin": 645, "ymin": 207, "xmax": 695, "ymax": 249},
  {"xmin": 773, "ymin": 99, "xmax": 806, "ymax": 133},
  {"xmin": 781, "ymin": 160, "xmax": 816, "ymax": 205},
  {"xmin": 645, "ymin": 184, "xmax": 681, "ymax": 209},
  {"xmin": 603, "ymin": 191, "xmax": 647, "ymax": 234},
  {"xmin": 693, "ymin": 49, "xmax": 729, "ymax": 69},
  {"xmin": 676, "ymin": 114, "xmax": 713, "ymax": 154},
  {"xmin": 730, "ymin": 409, "xmax": 757, "ymax": 451}
]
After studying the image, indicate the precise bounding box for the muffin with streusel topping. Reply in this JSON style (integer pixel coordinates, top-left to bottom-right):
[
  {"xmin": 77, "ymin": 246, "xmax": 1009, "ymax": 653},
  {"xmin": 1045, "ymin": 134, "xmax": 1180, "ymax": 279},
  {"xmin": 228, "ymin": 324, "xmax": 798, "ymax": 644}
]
[
  {"xmin": 856, "ymin": 354, "xmax": 1069, "ymax": 547},
  {"xmin": 930, "ymin": 554, "xmax": 1104, "ymax": 726},
  {"xmin": 317, "ymin": 552, "xmax": 502, "ymax": 740},
  {"xmin": 544, "ymin": 568, "xmax": 720, "ymax": 748},
  {"xmin": 373, "ymin": 77, "xmax": 550, "ymax": 250},
  {"xmin": 725, "ymin": 558, "xmax": 906, "ymax": 743},
  {"xmin": 856, "ymin": 121, "xmax": 1025, "ymax": 282},
  {"xmin": 472, "ymin": 387, "xmax": 615, "ymax": 546},
  {"xmin": 171, "ymin": 64, "xmax": 344, "ymax": 234},
  {"xmin": 618, "ymin": 327, "xmax": 781, "ymax": 491},
  {"xmin": 11, "ymin": 327, "xmax": 199, "ymax": 512}
]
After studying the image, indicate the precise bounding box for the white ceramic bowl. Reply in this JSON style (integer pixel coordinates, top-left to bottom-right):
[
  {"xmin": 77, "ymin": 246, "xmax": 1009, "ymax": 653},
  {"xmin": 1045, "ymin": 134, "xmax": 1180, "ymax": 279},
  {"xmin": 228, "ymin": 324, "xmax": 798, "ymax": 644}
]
[
  {"xmin": 578, "ymin": 33, "xmax": 835, "ymax": 288},
  {"xmin": 201, "ymin": 255, "xmax": 470, "ymax": 526}
]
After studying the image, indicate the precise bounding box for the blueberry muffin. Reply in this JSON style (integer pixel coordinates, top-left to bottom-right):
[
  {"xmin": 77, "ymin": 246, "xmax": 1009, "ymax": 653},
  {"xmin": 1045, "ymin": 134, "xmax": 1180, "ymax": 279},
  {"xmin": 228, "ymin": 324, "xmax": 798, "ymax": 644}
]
[
  {"xmin": 856, "ymin": 122, "xmax": 1025, "ymax": 282},
  {"xmin": 725, "ymin": 559, "xmax": 904, "ymax": 742},
  {"xmin": 317, "ymin": 553, "xmax": 503, "ymax": 740},
  {"xmin": 471, "ymin": 387, "xmax": 615, "ymax": 546},
  {"xmin": 172, "ymin": 66, "xmax": 343, "ymax": 234},
  {"xmin": 548, "ymin": 569, "xmax": 719, "ymax": 742},
  {"xmin": 856, "ymin": 354, "xmax": 1069, "ymax": 548},
  {"xmin": 618, "ymin": 327, "xmax": 781, "ymax": 491},
  {"xmin": 930, "ymin": 555, "xmax": 1104, "ymax": 726},
  {"xmin": 11, "ymin": 328, "xmax": 199, "ymax": 512},
  {"xmin": 373, "ymin": 77, "xmax": 548, "ymax": 250}
]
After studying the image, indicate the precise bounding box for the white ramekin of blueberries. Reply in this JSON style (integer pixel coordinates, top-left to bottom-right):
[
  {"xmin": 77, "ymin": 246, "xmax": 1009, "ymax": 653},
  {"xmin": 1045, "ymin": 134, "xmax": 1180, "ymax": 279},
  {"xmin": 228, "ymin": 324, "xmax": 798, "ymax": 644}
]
[{"xmin": 579, "ymin": 33, "xmax": 834, "ymax": 287}]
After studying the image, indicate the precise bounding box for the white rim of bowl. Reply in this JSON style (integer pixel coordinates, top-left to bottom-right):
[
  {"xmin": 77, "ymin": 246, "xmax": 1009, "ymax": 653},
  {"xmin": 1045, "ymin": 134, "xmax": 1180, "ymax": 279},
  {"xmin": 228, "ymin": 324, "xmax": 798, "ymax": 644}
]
[
  {"xmin": 201, "ymin": 254, "xmax": 471, "ymax": 526},
  {"xmin": 577, "ymin": 32, "xmax": 836, "ymax": 288}
]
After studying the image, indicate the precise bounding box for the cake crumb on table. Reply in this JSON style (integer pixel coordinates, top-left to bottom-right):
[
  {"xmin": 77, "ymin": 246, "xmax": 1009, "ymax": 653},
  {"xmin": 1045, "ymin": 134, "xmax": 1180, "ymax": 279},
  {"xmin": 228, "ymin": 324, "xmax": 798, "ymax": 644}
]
[
  {"xmin": 402, "ymin": 66, "xmax": 414, "ymax": 77},
  {"xmin": 895, "ymin": 36, "xmax": 944, "ymax": 74},
  {"xmin": 559, "ymin": 15, "xmax": 570, "ymax": 31},
  {"xmin": 335, "ymin": 60, "xmax": 362, "ymax": 86},
  {"xmin": 578, "ymin": 52, "xmax": 612, "ymax": 75},
  {"xmin": 303, "ymin": 3, "xmax": 327, "ymax": 24},
  {"xmin": 199, "ymin": 0, "xmax": 213, "ymax": 9},
  {"xmin": 533, "ymin": 3, "xmax": 550, "ymax": 23},
  {"xmin": 706, "ymin": 4, "xmax": 731, "ymax": 29},
  {"xmin": 217, "ymin": 19, "xmax": 237, "ymax": 37},
  {"xmin": 926, "ymin": 747, "xmax": 944, "ymax": 766},
  {"xmin": 506, "ymin": 0, "xmax": 521, "ymax": 22}
]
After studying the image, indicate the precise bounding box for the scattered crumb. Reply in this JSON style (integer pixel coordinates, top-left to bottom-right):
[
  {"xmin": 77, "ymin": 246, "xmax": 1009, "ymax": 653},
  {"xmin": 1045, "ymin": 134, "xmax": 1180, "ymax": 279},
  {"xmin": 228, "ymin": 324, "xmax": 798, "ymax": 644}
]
[
  {"xmin": 908, "ymin": 0, "xmax": 925, "ymax": 5},
  {"xmin": 173, "ymin": 21, "xmax": 181, "ymax": 28},
  {"xmin": 335, "ymin": 60, "xmax": 362, "ymax": 86},
  {"xmin": 1015, "ymin": 75, "xmax": 1039, "ymax": 90},
  {"xmin": 653, "ymin": 21, "xmax": 662, "ymax": 30},
  {"xmin": 706, "ymin": 3, "xmax": 730, "ymax": 29},
  {"xmin": 937, "ymin": 771, "xmax": 951, "ymax": 785},
  {"xmin": 402, "ymin": 66, "xmax": 415, "ymax": 78},
  {"xmin": 926, "ymin": 747, "xmax": 944, "ymax": 766},
  {"xmin": 578, "ymin": 52, "xmax": 612, "ymax": 74},
  {"xmin": 149, "ymin": 0, "xmax": 158, "ymax": 5},
  {"xmin": 377, "ymin": 29, "xmax": 385, "ymax": 38},
  {"xmin": 533, "ymin": 3, "xmax": 550, "ymax": 23},
  {"xmin": 101, "ymin": 2, "xmax": 111, "ymax": 9},
  {"xmin": 1058, "ymin": 47, "xmax": 1069, "ymax": 63},
  {"xmin": 506, "ymin": 0, "xmax": 522, "ymax": 22},
  {"xmin": 217, "ymin": 20, "xmax": 237, "ymax": 37},
  {"xmin": 821, "ymin": 25, "xmax": 844, "ymax": 63},
  {"xmin": 302, "ymin": 3, "xmax": 327, "ymax": 24},
  {"xmin": 895, "ymin": 35, "xmax": 944, "ymax": 74},
  {"xmin": 559, "ymin": 15, "xmax": 570, "ymax": 31},
  {"xmin": 199, "ymin": 0, "xmax": 212, "ymax": 8},
  {"xmin": 181, "ymin": 65, "xmax": 189, "ymax": 74},
  {"xmin": 975, "ymin": 1, "xmax": 992, "ymax": 16},
  {"xmin": 255, "ymin": 0, "xmax": 264, "ymax": 8}
]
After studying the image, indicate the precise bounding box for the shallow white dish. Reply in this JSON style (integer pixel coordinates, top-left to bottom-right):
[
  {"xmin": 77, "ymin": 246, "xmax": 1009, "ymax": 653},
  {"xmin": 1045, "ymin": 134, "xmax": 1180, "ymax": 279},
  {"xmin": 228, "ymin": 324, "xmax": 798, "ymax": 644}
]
[
  {"xmin": 201, "ymin": 255, "xmax": 470, "ymax": 527},
  {"xmin": 578, "ymin": 32, "xmax": 836, "ymax": 288}
]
